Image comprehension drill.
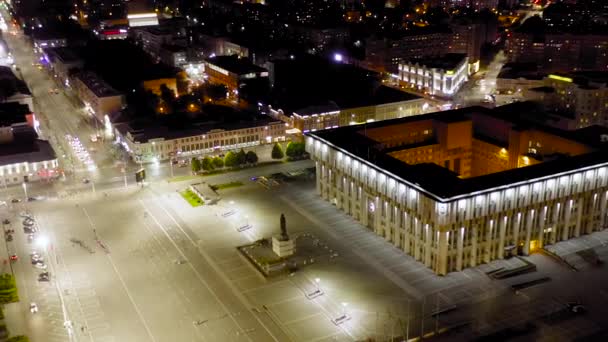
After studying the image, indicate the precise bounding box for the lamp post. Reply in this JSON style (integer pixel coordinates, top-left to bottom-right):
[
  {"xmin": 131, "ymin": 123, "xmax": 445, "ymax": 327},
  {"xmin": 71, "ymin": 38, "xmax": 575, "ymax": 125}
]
[
  {"xmin": 22, "ymin": 182, "xmax": 27, "ymax": 201},
  {"xmin": 341, "ymin": 302, "xmax": 348, "ymax": 318}
]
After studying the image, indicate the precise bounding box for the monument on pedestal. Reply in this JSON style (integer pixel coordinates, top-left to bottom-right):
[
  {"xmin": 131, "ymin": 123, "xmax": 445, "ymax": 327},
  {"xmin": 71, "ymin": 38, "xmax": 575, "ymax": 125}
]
[{"xmin": 272, "ymin": 214, "xmax": 295, "ymax": 257}]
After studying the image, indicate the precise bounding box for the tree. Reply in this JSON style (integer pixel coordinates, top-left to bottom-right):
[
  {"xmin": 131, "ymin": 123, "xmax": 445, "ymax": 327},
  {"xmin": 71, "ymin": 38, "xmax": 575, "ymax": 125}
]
[
  {"xmin": 246, "ymin": 151, "xmax": 258, "ymax": 164},
  {"xmin": 224, "ymin": 151, "xmax": 238, "ymax": 168},
  {"xmin": 286, "ymin": 141, "xmax": 306, "ymax": 159},
  {"xmin": 236, "ymin": 149, "xmax": 247, "ymax": 166},
  {"xmin": 271, "ymin": 143, "xmax": 284, "ymax": 160},
  {"xmin": 206, "ymin": 84, "xmax": 228, "ymax": 102},
  {"xmin": 201, "ymin": 157, "xmax": 214, "ymax": 171},
  {"xmin": 7, "ymin": 336, "xmax": 30, "ymax": 342},
  {"xmin": 191, "ymin": 157, "xmax": 201, "ymax": 173},
  {"xmin": 212, "ymin": 156, "xmax": 224, "ymax": 168}
]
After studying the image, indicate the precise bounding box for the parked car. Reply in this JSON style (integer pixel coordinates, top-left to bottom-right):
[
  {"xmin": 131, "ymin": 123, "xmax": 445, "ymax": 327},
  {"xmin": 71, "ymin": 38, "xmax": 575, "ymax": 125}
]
[
  {"xmin": 30, "ymin": 302, "xmax": 38, "ymax": 313},
  {"xmin": 11, "ymin": 199, "xmax": 20, "ymax": 203},
  {"xmin": 9, "ymin": 254, "xmax": 18, "ymax": 261},
  {"xmin": 34, "ymin": 262, "xmax": 47, "ymax": 270},
  {"xmin": 2, "ymin": 219, "xmax": 10, "ymax": 224}
]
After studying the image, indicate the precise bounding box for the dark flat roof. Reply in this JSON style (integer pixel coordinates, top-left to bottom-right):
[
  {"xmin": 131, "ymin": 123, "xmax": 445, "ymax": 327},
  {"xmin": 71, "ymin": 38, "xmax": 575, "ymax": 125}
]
[
  {"xmin": 75, "ymin": 71, "xmax": 121, "ymax": 98},
  {"xmin": 408, "ymin": 53, "xmax": 467, "ymax": 70},
  {"xmin": 116, "ymin": 106, "xmax": 280, "ymax": 143},
  {"xmin": 46, "ymin": 47, "xmax": 82, "ymax": 63},
  {"xmin": 0, "ymin": 139, "xmax": 56, "ymax": 166},
  {"xmin": 0, "ymin": 66, "xmax": 31, "ymax": 96},
  {"xmin": 205, "ymin": 55, "xmax": 267, "ymax": 75},
  {"xmin": 0, "ymin": 103, "xmax": 31, "ymax": 126},
  {"xmin": 308, "ymin": 104, "xmax": 608, "ymax": 201}
]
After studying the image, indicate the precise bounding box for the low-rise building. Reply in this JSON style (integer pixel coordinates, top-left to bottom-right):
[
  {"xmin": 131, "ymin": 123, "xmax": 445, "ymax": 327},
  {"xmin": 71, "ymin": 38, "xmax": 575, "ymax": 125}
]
[
  {"xmin": 0, "ymin": 111, "xmax": 57, "ymax": 186},
  {"xmin": 71, "ymin": 71, "xmax": 124, "ymax": 122},
  {"xmin": 204, "ymin": 55, "xmax": 269, "ymax": 94},
  {"xmin": 285, "ymin": 86, "xmax": 430, "ymax": 133},
  {"xmin": 398, "ymin": 53, "xmax": 469, "ymax": 98},
  {"xmin": 32, "ymin": 31, "xmax": 67, "ymax": 52},
  {"xmin": 114, "ymin": 109, "xmax": 286, "ymax": 163},
  {"xmin": 0, "ymin": 66, "xmax": 33, "ymax": 110},
  {"xmin": 45, "ymin": 47, "xmax": 84, "ymax": 87}
]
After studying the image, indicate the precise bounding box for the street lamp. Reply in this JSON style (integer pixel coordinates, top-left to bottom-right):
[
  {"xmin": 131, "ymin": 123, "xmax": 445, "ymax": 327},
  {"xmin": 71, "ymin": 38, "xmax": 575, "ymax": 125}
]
[
  {"xmin": 22, "ymin": 182, "xmax": 27, "ymax": 201},
  {"xmin": 341, "ymin": 302, "xmax": 348, "ymax": 317}
]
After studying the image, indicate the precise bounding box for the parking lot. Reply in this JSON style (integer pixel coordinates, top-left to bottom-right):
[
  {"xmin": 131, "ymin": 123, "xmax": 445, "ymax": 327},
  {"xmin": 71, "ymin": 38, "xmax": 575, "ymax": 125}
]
[{"xmin": 4, "ymin": 167, "xmax": 608, "ymax": 341}]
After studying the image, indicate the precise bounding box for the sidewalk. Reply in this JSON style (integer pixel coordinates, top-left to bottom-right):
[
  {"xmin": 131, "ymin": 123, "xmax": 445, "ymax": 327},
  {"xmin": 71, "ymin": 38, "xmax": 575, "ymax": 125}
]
[{"xmin": 0, "ymin": 209, "xmax": 29, "ymax": 341}]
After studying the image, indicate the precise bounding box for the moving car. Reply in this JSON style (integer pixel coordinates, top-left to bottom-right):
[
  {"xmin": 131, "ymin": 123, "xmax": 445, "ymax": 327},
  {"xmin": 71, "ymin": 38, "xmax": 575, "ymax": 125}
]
[
  {"xmin": 38, "ymin": 272, "xmax": 50, "ymax": 282},
  {"xmin": 34, "ymin": 262, "xmax": 47, "ymax": 270},
  {"xmin": 9, "ymin": 254, "xmax": 18, "ymax": 261},
  {"xmin": 30, "ymin": 303, "xmax": 38, "ymax": 313},
  {"xmin": 2, "ymin": 219, "xmax": 9, "ymax": 224}
]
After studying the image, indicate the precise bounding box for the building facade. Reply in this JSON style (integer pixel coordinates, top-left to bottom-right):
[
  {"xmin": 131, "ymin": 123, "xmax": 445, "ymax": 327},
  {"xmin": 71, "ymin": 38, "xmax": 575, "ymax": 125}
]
[
  {"xmin": 115, "ymin": 119, "xmax": 287, "ymax": 163},
  {"xmin": 398, "ymin": 54, "xmax": 469, "ymax": 97},
  {"xmin": 306, "ymin": 106, "xmax": 608, "ymax": 275},
  {"xmin": 72, "ymin": 71, "xmax": 124, "ymax": 122}
]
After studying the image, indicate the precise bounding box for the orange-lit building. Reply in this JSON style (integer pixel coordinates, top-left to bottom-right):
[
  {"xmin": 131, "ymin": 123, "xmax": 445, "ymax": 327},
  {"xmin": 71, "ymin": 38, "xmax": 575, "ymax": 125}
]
[
  {"xmin": 307, "ymin": 104, "xmax": 608, "ymax": 275},
  {"xmin": 204, "ymin": 55, "xmax": 268, "ymax": 94}
]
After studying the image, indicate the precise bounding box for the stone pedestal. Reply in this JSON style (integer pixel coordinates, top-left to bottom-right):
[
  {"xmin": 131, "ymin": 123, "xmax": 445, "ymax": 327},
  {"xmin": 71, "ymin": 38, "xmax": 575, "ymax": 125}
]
[{"xmin": 272, "ymin": 235, "xmax": 295, "ymax": 257}]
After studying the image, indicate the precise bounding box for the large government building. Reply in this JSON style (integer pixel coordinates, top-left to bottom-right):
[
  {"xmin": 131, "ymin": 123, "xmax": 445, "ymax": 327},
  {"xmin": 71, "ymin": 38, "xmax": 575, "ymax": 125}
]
[{"xmin": 306, "ymin": 105, "xmax": 608, "ymax": 275}]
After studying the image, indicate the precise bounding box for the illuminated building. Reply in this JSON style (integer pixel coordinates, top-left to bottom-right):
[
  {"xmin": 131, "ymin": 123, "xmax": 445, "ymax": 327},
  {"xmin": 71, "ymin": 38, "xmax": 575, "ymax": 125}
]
[
  {"xmin": 204, "ymin": 55, "xmax": 268, "ymax": 94},
  {"xmin": 398, "ymin": 53, "xmax": 469, "ymax": 98},
  {"xmin": 0, "ymin": 66, "xmax": 33, "ymax": 111},
  {"xmin": 306, "ymin": 105, "xmax": 608, "ymax": 275},
  {"xmin": 72, "ymin": 71, "xmax": 124, "ymax": 122},
  {"xmin": 0, "ymin": 107, "xmax": 57, "ymax": 186},
  {"xmin": 363, "ymin": 29, "xmax": 452, "ymax": 73},
  {"xmin": 114, "ymin": 110, "xmax": 286, "ymax": 163},
  {"xmin": 45, "ymin": 47, "xmax": 84, "ymax": 87}
]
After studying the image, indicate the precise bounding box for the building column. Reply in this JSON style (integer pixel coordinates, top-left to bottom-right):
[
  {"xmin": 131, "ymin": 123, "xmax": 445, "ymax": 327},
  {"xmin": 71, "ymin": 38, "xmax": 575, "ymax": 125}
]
[
  {"xmin": 513, "ymin": 213, "xmax": 522, "ymax": 251},
  {"xmin": 425, "ymin": 224, "xmax": 432, "ymax": 267},
  {"xmin": 393, "ymin": 207, "xmax": 402, "ymax": 247},
  {"xmin": 316, "ymin": 161, "xmax": 322, "ymax": 195},
  {"xmin": 403, "ymin": 212, "xmax": 411, "ymax": 254},
  {"xmin": 574, "ymin": 198, "xmax": 583, "ymax": 238},
  {"xmin": 538, "ymin": 206, "xmax": 547, "ymax": 249},
  {"xmin": 498, "ymin": 216, "xmax": 507, "ymax": 259},
  {"xmin": 456, "ymin": 227, "xmax": 464, "ymax": 271},
  {"xmin": 484, "ymin": 219, "xmax": 493, "ymax": 263},
  {"xmin": 470, "ymin": 225, "xmax": 478, "ymax": 267},
  {"xmin": 563, "ymin": 200, "xmax": 573, "ymax": 240},
  {"xmin": 550, "ymin": 202, "xmax": 560, "ymax": 244},
  {"xmin": 600, "ymin": 192, "xmax": 608, "ymax": 230},
  {"xmin": 437, "ymin": 230, "xmax": 449, "ymax": 275},
  {"xmin": 413, "ymin": 218, "xmax": 421, "ymax": 260},
  {"xmin": 523, "ymin": 209, "xmax": 535, "ymax": 255}
]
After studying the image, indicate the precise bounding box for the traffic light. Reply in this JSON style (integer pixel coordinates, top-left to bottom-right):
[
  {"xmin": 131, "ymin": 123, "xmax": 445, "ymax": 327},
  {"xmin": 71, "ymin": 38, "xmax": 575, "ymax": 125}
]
[{"xmin": 135, "ymin": 168, "xmax": 146, "ymax": 183}]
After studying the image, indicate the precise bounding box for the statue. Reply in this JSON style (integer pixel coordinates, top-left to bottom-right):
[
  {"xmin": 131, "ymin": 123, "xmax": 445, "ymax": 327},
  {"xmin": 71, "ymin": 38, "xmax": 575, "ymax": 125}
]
[
  {"xmin": 273, "ymin": 213, "xmax": 295, "ymax": 257},
  {"xmin": 280, "ymin": 214, "xmax": 289, "ymax": 241}
]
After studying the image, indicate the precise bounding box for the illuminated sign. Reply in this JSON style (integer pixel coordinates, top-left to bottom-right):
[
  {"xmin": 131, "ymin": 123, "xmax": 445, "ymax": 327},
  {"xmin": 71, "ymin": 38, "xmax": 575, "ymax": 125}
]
[{"xmin": 548, "ymin": 74, "xmax": 573, "ymax": 83}]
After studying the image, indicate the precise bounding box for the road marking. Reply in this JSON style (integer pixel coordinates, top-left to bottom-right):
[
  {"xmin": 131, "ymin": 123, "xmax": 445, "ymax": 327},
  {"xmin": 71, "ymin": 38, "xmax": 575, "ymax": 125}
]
[
  {"xmin": 138, "ymin": 216, "xmax": 207, "ymax": 342},
  {"xmin": 81, "ymin": 206, "xmax": 157, "ymax": 342},
  {"xmin": 139, "ymin": 199, "xmax": 255, "ymax": 342},
  {"xmin": 149, "ymin": 198, "xmax": 286, "ymax": 341}
]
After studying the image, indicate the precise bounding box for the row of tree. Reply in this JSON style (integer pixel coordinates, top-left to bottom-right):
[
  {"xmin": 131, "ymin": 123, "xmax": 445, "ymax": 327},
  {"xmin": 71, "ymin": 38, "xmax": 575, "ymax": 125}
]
[
  {"xmin": 191, "ymin": 149, "xmax": 259, "ymax": 173},
  {"xmin": 271, "ymin": 142, "xmax": 306, "ymax": 160}
]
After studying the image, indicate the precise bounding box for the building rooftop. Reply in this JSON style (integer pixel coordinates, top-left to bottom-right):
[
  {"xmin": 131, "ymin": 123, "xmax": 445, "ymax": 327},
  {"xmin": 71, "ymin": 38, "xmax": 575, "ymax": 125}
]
[
  {"xmin": 0, "ymin": 66, "xmax": 31, "ymax": 96},
  {"xmin": 116, "ymin": 105, "xmax": 280, "ymax": 143},
  {"xmin": 308, "ymin": 103, "xmax": 608, "ymax": 201},
  {"xmin": 0, "ymin": 127, "xmax": 56, "ymax": 166},
  {"xmin": 32, "ymin": 31, "xmax": 66, "ymax": 41},
  {"xmin": 0, "ymin": 103, "xmax": 31, "ymax": 127},
  {"xmin": 74, "ymin": 71, "xmax": 121, "ymax": 98},
  {"xmin": 407, "ymin": 53, "xmax": 467, "ymax": 70},
  {"xmin": 81, "ymin": 40, "xmax": 179, "ymax": 91},
  {"xmin": 270, "ymin": 55, "xmax": 420, "ymax": 115},
  {"xmin": 497, "ymin": 62, "xmax": 543, "ymax": 80},
  {"xmin": 45, "ymin": 47, "xmax": 83, "ymax": 64},
  {"xmin": 205, "ymin": 55, "xmax": 267, "ymax": 75}
]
